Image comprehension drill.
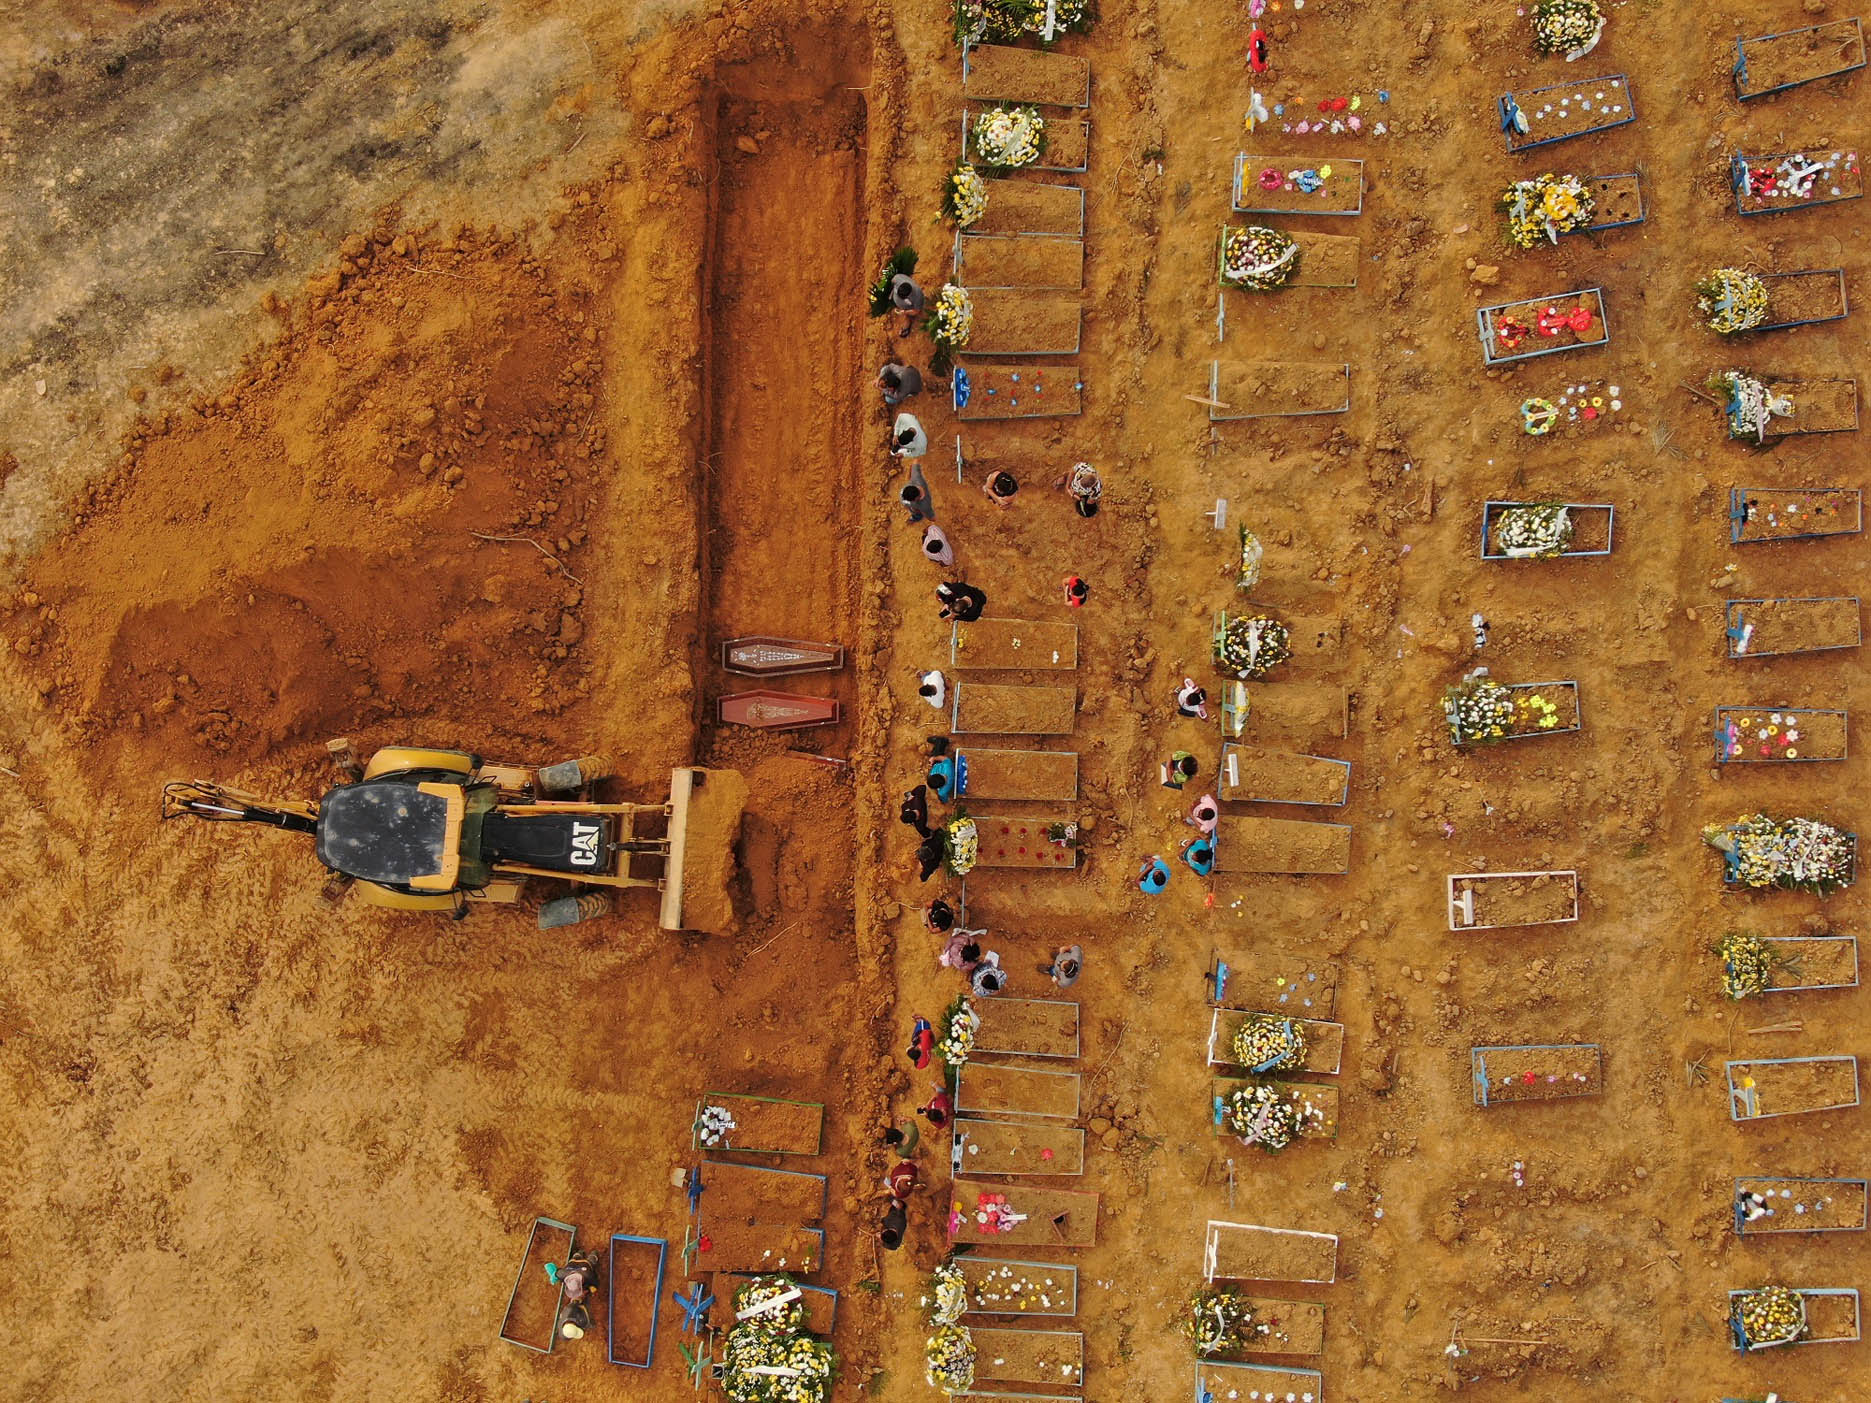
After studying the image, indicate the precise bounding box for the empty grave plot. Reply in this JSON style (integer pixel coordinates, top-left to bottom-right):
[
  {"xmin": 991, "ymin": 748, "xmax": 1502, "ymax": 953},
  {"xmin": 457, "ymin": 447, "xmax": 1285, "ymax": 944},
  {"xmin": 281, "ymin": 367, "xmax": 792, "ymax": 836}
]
[
  {"xmin": 1715, "ymin": 706, "xmax": 1848, "ymax": 763},
  {"xmin": 1481, "ymin": 501, "xmax": 1614, "ymax": 558},
  {"xmin": 1725, "ymin": 596, "xmax": 1862, "ymax": 658},
  {"xmin": 1728, "ymin": 1055, "xmax": 1861, "ymax": 1120},
  {"xmin": 1758, "ymin": 379, "xmax": 1860, "ymax": 435},
  {"xmin": 1220, "ymin": 745, "xmax": 1350, "ymax": 806},
  {"xmin": 1761, "ymin": 934, "xmax": 1861, "ymax": 990},
  {"xmin": 956, "ymin": 363, "xmax": 1081, "ymax": 420},
  {"xmin": 1735, "ymin": 19, "xmax": 1866, "ymax": 99},
  {"xmin": 1225, "ymin": 1298, "xmax": 1326, "ymax": 1357},
  {"xmin": 971, "ymin": 1328, "xmax": 1084, "ymax": 1388},
  {"xmin": 1471, "ymin": 1043, "xmax": 1603, "ymax": 1106},
  {"xmin": 957, "ymin": 234, "xmax": 1085, "ymax": 290},
  {"xmin": 1215, "ymin": 816, "xmax": 1351, "ymax": 875},
  {"xmin": 1203, "ymin": 1220, "xmax": 1339, "ymax": 1284},
  {"xmin": 950, "ymin": 1181, "xmax": 1099, "ymax": 1246},
  {"xmin": 957, "ymin": 1257, "xmax": 1078, "ymax": 1316},
  {"xmin": 1208, "ymin": 1009, "xmax": 1344, "ymax": 1074},
  {"xmin": 703, "ymin": 1161, "xmax": 828, "ymax": 1225},
  {"xmin": 1501, "ymin": 74, "xmax": 1634, "ymax": 152},
  {"xmin": 694, "ymin": 1092, "xmax": 824, "ymax": 1155},
  {"xmin": 965, "ymin": 289, "xmax": 1083, "ymax": 356},
  {"xmin": 956, "ymin": 749, "xmax": 1079, "ymax": 802},
  {"xmin": 952, "ymin": 684, "xmax": 1076, "ymax": 735},
  {"xmin": 1210, "ymin": 947, "xmax": 1340, "ymax": 1017},
  {"xmin": 1755, "ymin": 270, "xmax": 1850, "ymax": 330},
  {"xmin": 1218, "ymin": 226, "xmax": 1360, "ymax": 289},
  {"xmin": 501, "ymin": 1217, "xmax": 575, "ymax": 1352},
  {"xmin": 695, "ymin": 1220, "xmax": 823, "ymax": 1275},
  {"xmin": 1209, "ymin": 360, "xmax": 1350, "ymax": 419},
  {"xmin": 1231, "ymin": 154, "xmax": 1364, "ymax": 215},
  {"xmin": 1734, "ymin": 1176, "xmax": 1869, "ymax": 1234},
  {"xmin": 952, "ymin": 618, "xmax": 1078, "ymax": 670},
  {"xmin": 971, "ymin": 815, "xmax": 1079, "ymax": 869},
  {"xmin": 1587, "ymin": 173, "xmax": 1645, "ymax": 228},
  {"xmin": 607, "ymin": 1234, "xmax": 666, "ymax": 1369},
  {"xmin": 1226, "ymin": 682, "xmax": 1349, "ymax": 747},
  {"xmin": 1734, "ymin": 148, "xmax": 1864, "ymax": 214},
  {"xmin": 961, "ymin": 44, "xmax": 1090, "ymax": 107},
  {"xmin": 1448, "ymin": 870, "xmax": 1581, "ymax": 930},
  {"xmin": 1213, "ymin": 1076, "xmax": 1339, "ymax": 1139},
  {"xmin": 1729, "ymin": 1287, "xmax": 1861, "ymax": 1347},
  {"xmin": 972, "ymin": 180, "xmax": 1084, "ymax": 236},
  {"xmin": 963, "ymin": 110, "xmax": 1090, "ymax": 172},
  {"xmin": 957, "ymin": 1062, "xmax": 1081, "ymax": 1119},
  {"xmin": 1195, "ymin": 1361, "xmax": 1323, "ymax": 1403},
  {"xmin": 974, "ymin": 997, "xmax": 1080, "ymax": 1057},
  {"xmin": 954, "ymin": 1116, "xmax": 1086, "ymax": 1175},
  {"xmin": 1477, "ymin": 288, "xmax": 1608, "ymax": 364},
  {"xmin": 1731, "ymin": 486, "xmax": 1862, "ymax": 543}
]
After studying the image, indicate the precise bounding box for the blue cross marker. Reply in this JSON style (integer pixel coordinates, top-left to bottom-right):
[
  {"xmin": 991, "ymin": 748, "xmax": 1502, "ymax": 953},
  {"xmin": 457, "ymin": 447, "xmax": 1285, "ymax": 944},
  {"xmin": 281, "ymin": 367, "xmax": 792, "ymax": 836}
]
[{"xmin": 674, "ymin": 1282, "xmax": 715, "ymax": 1334}]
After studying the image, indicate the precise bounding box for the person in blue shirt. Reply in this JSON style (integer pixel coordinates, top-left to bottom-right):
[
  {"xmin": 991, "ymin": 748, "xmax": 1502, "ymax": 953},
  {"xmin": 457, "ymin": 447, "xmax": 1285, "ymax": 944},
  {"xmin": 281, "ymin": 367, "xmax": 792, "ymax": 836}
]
[{"xmin": 1138, "ymin": 855, "xmax": 1171, "ymax": 894}]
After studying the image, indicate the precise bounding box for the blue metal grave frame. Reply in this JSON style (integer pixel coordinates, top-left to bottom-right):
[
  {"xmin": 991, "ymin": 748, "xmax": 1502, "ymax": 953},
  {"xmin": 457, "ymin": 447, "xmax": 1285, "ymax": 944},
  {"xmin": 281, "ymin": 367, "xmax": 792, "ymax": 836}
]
[
  {"xmin": 1732, "ymin": 149, "xmax": 1864, "ymax": 215},
  {"xmin": 1499, "ymin": 74, "xmax": 1635, "ymax": 152},
  {"xmin": 1724, "ymin": 596, "xmax": 1863, "ymax": 658},
  {"xmin": 1727, "ymin": 1055, "xmax": 1862, "ymax": 1120},
  {"xmin": 1477, "ymin": 288, "xmax": 1609, "ymax": 365},
  {"xmin": 607, "ymin": 1233, "xmax": 669, "ymax": 1368},
  {"xmin": 1585, "ymin": 172, "xmax": 1646, "ymax": 231},
  {"xmin": 1230, "ymin": 152, "xmax": 1365, "ymax": 216},
  {"xmin": 1713, "ymin": 706, "xmax": 1849, "ymax": 764},
  {"xmin": 1715, "ymin": 826, "xmax": 1857, "ymax": 889},
  {"xmin": 1728, "ymin": 1286, "xmax": 1861, "ymax": 1348},
  {"xmin": 1734, "ymin": 1176, "xmax": 1869, "ymax": 1235},
  {"xmin": 1471, "ymin": 1043, "xmax": 1602, "ymax": 1107},
  {"xmin": 1480, "ymin": 501, "xmax": 1615, "ymax": 558},
  {"xmin": 1735, "ymin": 18, "xmax": 1866, "ymax": 100},
  {"xmin": 1729, "ymin": 485, "xmax": 1863, "ymax": 543},
  {"xmin": 1753, "ymin": 270, "xmax": 1850, "ymax": 331}
]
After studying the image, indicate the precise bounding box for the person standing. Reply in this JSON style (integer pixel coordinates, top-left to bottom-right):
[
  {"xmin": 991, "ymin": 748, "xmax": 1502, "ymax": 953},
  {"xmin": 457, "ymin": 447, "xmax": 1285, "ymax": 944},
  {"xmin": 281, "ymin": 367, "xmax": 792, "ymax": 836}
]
[
  {"xmin": 1056, "ymin": 461, "xmax": 1102, "ymax": 518},
  {"xmin": 1039, "ymin": 944, "xmax": 1083, "ymax": 989},
  {"xmin": 901, "ymin": 462, "xmax": 935, "ymax": 524},
  {"xmin": 922, "ymin": 522, "xmax": 955, "ymax": 567},
  {"xmin": 892, "ymin": 412, "xmax": 928, "ymax": 460},
  {"xmin": 917, "ymin": 669, "xmax": 948, "ymax": 709},
  {"xmin": 890, "ymin": 272, "xmax": 926, "ymax": 336}
]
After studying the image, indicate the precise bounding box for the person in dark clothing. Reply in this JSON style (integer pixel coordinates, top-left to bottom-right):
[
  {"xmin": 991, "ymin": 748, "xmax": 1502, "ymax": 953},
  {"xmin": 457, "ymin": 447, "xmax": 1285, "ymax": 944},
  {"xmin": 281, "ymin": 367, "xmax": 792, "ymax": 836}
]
[
  {"xmin": 880, "ymin": 1197, "xmax": 908, "ymax": 1250},
  {"xmin": 877, "ymin": 362, "xmax": 924, "ymax": 405},
  {"xmin": 981, "ymin": 469, "xmax": 1019, "ymax": 508},
  {"xmin": 901, "ymin": 463, "xmax": 935, "ymax": 525},
  {"xmin": 901, "ymin": 784, "xmax": 933, "ymax": 837},
  {"xmin": 890, "ymin": 273, "xmax": 926, "ymax": 336},
  {"xmin": 924, "ymin": 897, "xmax": 956, "ymax": 933},
  {"xmin": 936, "ymin": 580, "xmax": 988, "ymax": 622},
  {"xmin": 916, "ymin": 831, "xmax": 947, "ymax": 881}
]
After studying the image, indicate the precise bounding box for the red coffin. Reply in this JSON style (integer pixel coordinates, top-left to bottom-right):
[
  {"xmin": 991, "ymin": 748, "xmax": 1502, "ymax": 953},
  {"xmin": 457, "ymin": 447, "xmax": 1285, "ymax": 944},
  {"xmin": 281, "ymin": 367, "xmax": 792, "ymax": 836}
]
[{"xmin": 717, "ymin": 690, "xmax": 842, "ymax": 730}]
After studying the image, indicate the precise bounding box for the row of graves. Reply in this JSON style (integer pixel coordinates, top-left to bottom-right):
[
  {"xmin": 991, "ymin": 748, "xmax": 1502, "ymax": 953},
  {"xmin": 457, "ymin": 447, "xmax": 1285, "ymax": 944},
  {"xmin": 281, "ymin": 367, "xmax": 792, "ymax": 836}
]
[{"xmin": 922, "ymin": 912, "xmax": 1094, "ymax": 1399}]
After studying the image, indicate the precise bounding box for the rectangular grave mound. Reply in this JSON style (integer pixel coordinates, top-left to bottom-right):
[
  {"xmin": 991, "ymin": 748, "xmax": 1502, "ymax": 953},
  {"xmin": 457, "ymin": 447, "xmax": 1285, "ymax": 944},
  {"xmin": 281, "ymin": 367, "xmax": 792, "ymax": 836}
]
[
  {"xmin": 1208, "ymin": 361, "xmax": 1350, "ymax": 420},
  {"xmin": 972, "ymin": 180, "xmax": 1084, "ymax": 237},
  {"xmin": 1725, "ymin": 596, "xmax": 1862, "ymax": 658},
  {"xmin": 1231, "ymin": 154, "xmax": 1364, "ymax": 215},
  {"xmin": 970, "ymin": 815, "xmax": 1080, "ymax": 869},
  {"xmin": 501, "ymin": 1217, "xmax": 576, "ymax": 1352},
  {"xmin": 974, "ymin": 996, "xmax": 1080, "ymax": 1057},
  {"xmin": 1762, "ymin": 378, "xmax": 1860, "ymax": 435},
  {"xmin": 954, "ymin": 1117, "xmax": 1086, "ymax": 1176},
  {"xmin": 607, "ymin": 1234, "xmax": 667, "ymax": 1368},
  {"xmin": 1220, "ymin": 745, "xmax": 1351, "ymax": 806},
  {"xmin": 695, "ymin": 1092, "xmax": 824, "ymax": 1155},
  {"xmin": 1728, "ymin": 1287, "xmax": 1861, "ymax": 1347},
  {"xmin": 1587, "ymin": 173, "xmax": 1645, "ymax": 229},
  {"xmin": 1734, "ymin": 148, "xmax": 1864, "ymax": 214},
  {"xmin": 1212, "ymin": 1076, "xmax": 1340, "ymax": 1140},
  {"xmin": 703, "ymin": 1161, "xmax": 829, "ymax": 1225},
  {"xmin": 1224, "ymin": 1297, "xmax": 1327, "ymax": 1357},
  {"xmin": 1218, "ymin": 225, "xmax": 1360, "ymax": 289},
  {"xmin": 965, "ymin": 289, "xmax": 1084, "ymax": 356},
  {"xmin": 1728, "ymin": 1055, "xmax": 1861, "ymax": 1120},
  {"xmin": 953, "ymin": 683, "xmax": 1077, "ymax": 735},
  {"xmin": 1215, "ymin": 816, "xmax": 1352, "ymax": 875},
  {"xmin": 952, "ymin": 618, "xmax": 1079, "ymax": 670},
  {"xmin": 1501, "ymin": 74, "xmax": 1634, "ymax": 152},
  {"xmin": 1715, "ymin": 706, "xmax": 1848, "ymax": 764},
  {"xmin": 696, "ymin": 1220, "xmax": 823, "ymax": 1275},
  {"xmin": 1731, "ymin": 486, "xmax": 1862, "ymax": 542},
  {"xmin": 950, "ymin": 1181, "xmax": 1099, "ymax": 1246},
  {"xmin": 1756, "ymin": 270, "xmax": 1850, "ymax": 330},
  {"xmin": 970, "ymin": 1328, "xmax": 1085, "ymax": 1388},
  {"xmin": 957, "ymin": 1257, "xmax": 1078, "ymax": 1316},
  {"xmin": 1223, "ymin": 682, "xmax": 1349, "ymax": 746},
  {"xmin": 957, "ymin": 1062, "xmax": 1082, "ymax": 1119},
  {"xmin": 1208, "ymin": 1009, "xmax": 1345, "ymax": 1074},
  {"xmin": 709, "ymin": 1274, "xmax": 838, "ymax": 1334},
  {"xmin": 1477, "ymin": 288, "xmax": 1608, "ymax": 364},
  {"xmin": 1762, "ymin": 934, "xmax": 1861, "ymax": 990},
  {"xmin": 962, "ymin": 44, "xmax": 1091, "ymax": 107},
  {"xmin": 1734, "ymin": 1176, "xmax": 1869, "ymax": 1234},
  {"xmin": 1209, "ymin": 947, "xmax": 1340, "ymax": 1016},
  {"xmin": 1203, "ymin": 1220, "xmax": 1338, "ymax": 1284},
  {"xmin": 963, "ymin": 110, "xmax": 1090, "ymax": 172},
  {"xmin": 1736, "ymin": 19, "xmax": 1867, "ymax": 99},
  {"xmin": 1447, "ymin": 870, "xmax": 1580, "ymax": 929},
  {"xmin": 1449, "ymin": 680, "xmax": 1582, "ymax": 745},
  {"xmin": 1194, "ymin": 1360, "xmax": 1323, "ymax": 1403},
  {"xmin": 1472, "ymin": 1043, "xmax": 1603, "ymax": 1106},
  {"xmin": 1481, "ymin": 501, "xmax": 1615, "ymax": 558},
  {"xmin": 956, "ymin": 749, "xmax": 1079, "ymax": 802},
  {"xmin": 956, "ymin": 362, "xmax": 1083, "ymax": 420},
  {"xmin": 957, "ymin": 233, "xmax": 1085, "ymax": 290}
]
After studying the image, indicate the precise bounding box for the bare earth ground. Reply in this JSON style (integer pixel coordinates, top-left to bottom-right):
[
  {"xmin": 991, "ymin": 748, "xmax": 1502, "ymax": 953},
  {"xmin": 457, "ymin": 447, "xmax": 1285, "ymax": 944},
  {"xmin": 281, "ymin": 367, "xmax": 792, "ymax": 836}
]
[{"xmin": 1, "ymin": 1, "xmax": 1868, "ymax": 1402}]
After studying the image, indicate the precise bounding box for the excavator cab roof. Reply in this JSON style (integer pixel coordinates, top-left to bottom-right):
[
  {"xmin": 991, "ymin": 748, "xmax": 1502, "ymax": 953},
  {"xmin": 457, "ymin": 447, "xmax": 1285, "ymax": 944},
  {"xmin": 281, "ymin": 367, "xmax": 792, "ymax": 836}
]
[{"xmin": 316, "ymin": 777, "xmax": 471, "ymax": 891}]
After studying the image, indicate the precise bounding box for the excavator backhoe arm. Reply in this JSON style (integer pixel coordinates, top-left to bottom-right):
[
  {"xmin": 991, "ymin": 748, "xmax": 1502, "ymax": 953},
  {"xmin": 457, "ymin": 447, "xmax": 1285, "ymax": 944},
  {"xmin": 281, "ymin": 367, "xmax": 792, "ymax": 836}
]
[{"xmin": 160, "ymin": 780, "xmax": 319, "ymax": 834}]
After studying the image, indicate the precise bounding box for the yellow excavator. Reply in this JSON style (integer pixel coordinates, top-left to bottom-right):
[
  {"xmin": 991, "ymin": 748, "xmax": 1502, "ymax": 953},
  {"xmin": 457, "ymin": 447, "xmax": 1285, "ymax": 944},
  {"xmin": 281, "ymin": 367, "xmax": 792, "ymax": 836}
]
[{"xmin": 162, "ymin": 740, "xmax": 742, "ymax": 930}]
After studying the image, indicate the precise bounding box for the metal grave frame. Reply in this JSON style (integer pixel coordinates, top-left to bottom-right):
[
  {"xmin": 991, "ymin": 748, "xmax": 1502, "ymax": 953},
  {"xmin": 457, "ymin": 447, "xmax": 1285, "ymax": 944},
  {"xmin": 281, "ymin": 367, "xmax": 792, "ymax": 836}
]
[
  {"xmin": 1480, "ymin": 501, "xmax": 1615, "ymax": 558},
  {"xmin": 607, "ymin": 1233, "xmax": 669, "ymax": 1368},
  {"xmin": 1734, "ymin": 1176, "xmax": 1868, "ymax": 1235},
  {"xmin": 1499, "ymin": 73, "xmax": 1635, "ymax": 152},
  {"xmin": 1713, "ymin": 706, "xmax": 1848, "ymax": 764},
  {"xmin": 1733, "ymin": 149, "xmax": 1865, "ymax": 215},
  {"xmin": 1207, "ymin": 359, "xmax": 1351, "ymax": 420},
  {"xmin": 1230, "ymin": 152, "xmax": 1365, "ymax": 216},
  {"xmin": 958, "ymin": 108, "xmax": 1090, "ymax": 175},
  {"xmin": 1734, "ymin": 18, "xmax": 1867, "ymax": 100},
  {"xmin": 1729, "ymin": 485, "xmax": 1863, "ymax": 543},
  {"xmin": 1471, "ymin": 1043, "xmax": 1604, "ymax": 1107},
  {"xmin": 1724, "ymin": 596, "xmax": 1863, "ymax": 659},
  {"xmin": 1477, "ymin": 288, "xmax": 1609, "ymax": 365},
  {"xmin": 1727, "ymin": 1055, "xmax": 1862, "ymax": 1120}
]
